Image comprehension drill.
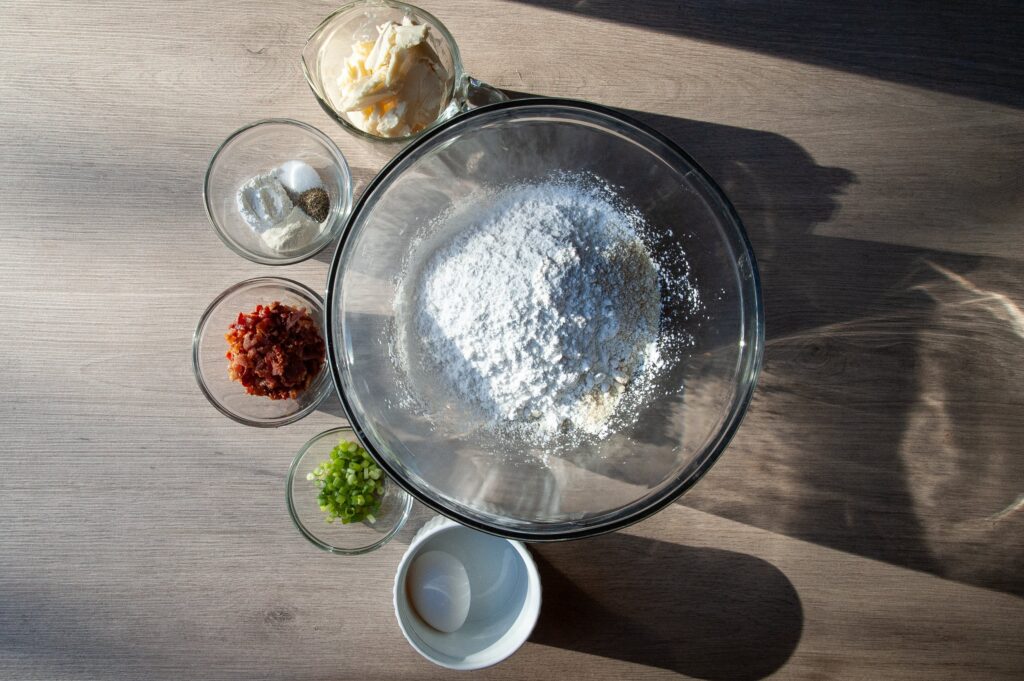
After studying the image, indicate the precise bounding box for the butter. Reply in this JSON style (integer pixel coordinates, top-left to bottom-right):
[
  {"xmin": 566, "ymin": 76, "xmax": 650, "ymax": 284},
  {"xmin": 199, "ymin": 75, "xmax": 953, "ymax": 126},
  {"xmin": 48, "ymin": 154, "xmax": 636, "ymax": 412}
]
[{"xmin": 327, "ymin": 18, "xmax": 449, "ymax": 138}]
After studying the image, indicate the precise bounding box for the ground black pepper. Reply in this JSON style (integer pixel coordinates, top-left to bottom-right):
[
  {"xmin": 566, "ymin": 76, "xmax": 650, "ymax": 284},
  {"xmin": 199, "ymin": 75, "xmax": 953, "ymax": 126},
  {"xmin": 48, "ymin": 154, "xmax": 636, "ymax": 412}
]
[{"xmin": 297, "ymin": 188, "xmax": 330, "ymax": 222}]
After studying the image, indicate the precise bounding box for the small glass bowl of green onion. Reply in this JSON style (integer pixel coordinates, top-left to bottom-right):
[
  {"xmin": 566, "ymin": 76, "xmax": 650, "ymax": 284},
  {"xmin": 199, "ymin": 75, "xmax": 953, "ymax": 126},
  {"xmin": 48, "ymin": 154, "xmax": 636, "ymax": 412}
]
[{"xmin": 287, "ymin": 426, "xmax": 412, "ymax": 555}]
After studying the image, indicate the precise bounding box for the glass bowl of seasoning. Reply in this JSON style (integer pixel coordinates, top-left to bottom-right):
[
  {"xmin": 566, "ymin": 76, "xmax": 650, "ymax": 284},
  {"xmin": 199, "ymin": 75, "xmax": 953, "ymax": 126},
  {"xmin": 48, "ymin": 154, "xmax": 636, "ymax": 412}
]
[
  {"xmin": 193, "ymin": 277, "xmax": 332, "ymax": 427},
  {"xmin": 204, "ymin": 119, "xmax": 352, "ymax": 265},
  {"xmin": 287, "ymin": 426, "xmax": 413, "ymax": 555}
]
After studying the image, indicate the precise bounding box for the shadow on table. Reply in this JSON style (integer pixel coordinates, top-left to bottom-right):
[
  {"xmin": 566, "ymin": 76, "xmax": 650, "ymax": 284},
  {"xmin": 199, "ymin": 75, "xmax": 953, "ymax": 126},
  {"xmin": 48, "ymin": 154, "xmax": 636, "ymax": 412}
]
[
  {"xmin": 505, "ymin": 0, "xmax": 1024, "ymax": 109},
  {"xmin": 0, "ymin": 585, "xmax": 179, "ymax": 676},
  {"xmin": 531, "ymin": 533, "xmax": 802, "ymax": 680},
  {"xmin": 617, "ymin": 105, "xmax": 1024, "ymax": 598}
]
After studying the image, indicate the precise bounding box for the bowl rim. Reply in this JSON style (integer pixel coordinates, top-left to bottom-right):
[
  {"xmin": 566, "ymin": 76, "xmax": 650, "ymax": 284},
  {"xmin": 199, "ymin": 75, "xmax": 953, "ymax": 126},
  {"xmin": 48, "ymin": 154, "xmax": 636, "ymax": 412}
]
[
  {"xmin": 324, "ymin": 97, "xmax": 766, "ymax": 541},
  {"xmin": 286, "ymin": 425, "xmax": 413, "ymax": 555},
  {"xmin": 203, "ymin": 118, "xmax": 353, "ymax": 266},
  {"xmin": 192, "ymin": 276, "xmax": 332, "ymax": 427}
]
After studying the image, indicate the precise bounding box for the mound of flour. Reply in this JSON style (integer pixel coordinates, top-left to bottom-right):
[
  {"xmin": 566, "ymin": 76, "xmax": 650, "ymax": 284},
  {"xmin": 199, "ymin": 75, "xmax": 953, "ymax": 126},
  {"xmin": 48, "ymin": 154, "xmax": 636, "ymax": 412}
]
[{"xmin": 401, "ymin": 180, "xmax": 662, "ymax": 441}]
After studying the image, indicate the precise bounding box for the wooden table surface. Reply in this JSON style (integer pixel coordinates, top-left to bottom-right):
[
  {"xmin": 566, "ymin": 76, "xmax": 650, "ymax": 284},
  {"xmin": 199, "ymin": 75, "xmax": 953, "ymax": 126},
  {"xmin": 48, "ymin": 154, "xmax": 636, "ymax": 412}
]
[{"xmin": 2, "ymin": 1, "xmax": 1022, "ymax": 678}]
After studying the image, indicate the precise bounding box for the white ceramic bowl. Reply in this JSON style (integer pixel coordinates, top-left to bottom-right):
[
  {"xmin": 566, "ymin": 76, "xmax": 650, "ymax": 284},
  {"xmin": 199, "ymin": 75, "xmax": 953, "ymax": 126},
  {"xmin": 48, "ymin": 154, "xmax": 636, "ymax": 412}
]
[{"xmin": 393, "ymin": 517, "xmax": 541, "ymax": 669}]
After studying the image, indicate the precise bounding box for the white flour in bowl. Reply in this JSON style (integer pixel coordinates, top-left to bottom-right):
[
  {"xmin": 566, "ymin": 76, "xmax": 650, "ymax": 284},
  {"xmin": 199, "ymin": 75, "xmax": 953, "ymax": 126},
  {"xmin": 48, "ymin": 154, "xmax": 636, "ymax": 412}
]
[{"xmin": 396, "ymin": 179, "xmax": 665, "ymax": 443}]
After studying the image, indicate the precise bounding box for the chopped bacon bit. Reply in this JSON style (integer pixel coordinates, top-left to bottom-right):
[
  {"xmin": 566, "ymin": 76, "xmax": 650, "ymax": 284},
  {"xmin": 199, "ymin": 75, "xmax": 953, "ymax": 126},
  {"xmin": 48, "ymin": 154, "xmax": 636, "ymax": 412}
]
[{"xmin": 224, "ymin": 301, "xmax": 325, "ymax": 400}]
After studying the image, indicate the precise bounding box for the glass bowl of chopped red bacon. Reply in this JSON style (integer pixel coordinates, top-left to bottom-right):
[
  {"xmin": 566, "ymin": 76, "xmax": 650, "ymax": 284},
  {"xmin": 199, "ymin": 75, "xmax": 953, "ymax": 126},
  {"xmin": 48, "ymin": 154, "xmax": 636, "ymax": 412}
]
[{"xmin": 193, "ymin": 277, "xmax": 332, "ymax": 427}]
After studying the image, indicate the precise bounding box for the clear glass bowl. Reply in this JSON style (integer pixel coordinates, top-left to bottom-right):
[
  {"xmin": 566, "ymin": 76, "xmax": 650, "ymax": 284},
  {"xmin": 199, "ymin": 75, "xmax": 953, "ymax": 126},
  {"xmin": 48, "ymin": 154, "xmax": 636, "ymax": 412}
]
[
  {"xmin": 326, "ymin": 99, "xmax": 765, "ymax": 540},
  {"xmin": 287, "ymin": 427, "xmax": 413, "ymax": 554},
  {"xmin": 204, "ymin": 119, "xmax": 352, "ymax": 265},
  {"xmin": 302, "ymin": 0, "xmax": 506, "ymax": 145},
  {"xmin": 192, "ymin": 277, "xmax": 332, "ymax": 427}
]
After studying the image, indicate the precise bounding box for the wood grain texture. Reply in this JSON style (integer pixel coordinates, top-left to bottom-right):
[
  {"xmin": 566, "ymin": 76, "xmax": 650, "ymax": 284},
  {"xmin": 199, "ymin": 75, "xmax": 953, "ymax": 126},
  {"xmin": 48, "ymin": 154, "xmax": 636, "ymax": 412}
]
[{"xmin": 1, "ymin": 0, "xmax": 1022, "ymax": 679}]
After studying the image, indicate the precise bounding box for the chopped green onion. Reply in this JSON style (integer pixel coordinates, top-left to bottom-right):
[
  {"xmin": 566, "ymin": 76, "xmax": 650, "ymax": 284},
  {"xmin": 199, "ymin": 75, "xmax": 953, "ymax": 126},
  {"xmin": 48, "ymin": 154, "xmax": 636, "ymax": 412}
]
[{"xmin": 307, "ymin": 438, "xmax": 386, "ymax": 524}]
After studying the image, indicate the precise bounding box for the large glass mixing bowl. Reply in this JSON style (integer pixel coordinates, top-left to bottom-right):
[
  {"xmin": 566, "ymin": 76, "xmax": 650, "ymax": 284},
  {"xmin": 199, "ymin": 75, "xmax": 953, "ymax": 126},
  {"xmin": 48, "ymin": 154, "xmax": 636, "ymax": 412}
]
[{"xmin": 326, "ymin": 99, "xmax": 764, "ymax": 540}]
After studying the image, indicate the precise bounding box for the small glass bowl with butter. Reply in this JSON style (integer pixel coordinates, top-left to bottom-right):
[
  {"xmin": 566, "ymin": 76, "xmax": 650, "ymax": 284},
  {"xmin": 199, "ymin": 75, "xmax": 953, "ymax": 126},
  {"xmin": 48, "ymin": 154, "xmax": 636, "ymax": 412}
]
[
  {"xmin": 204, "ymin": 119, "xmax": 353, "ymax": 265},
  {"xmin": 302, "ymin": 0, "xmax": 506, "ymax": 143}
]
